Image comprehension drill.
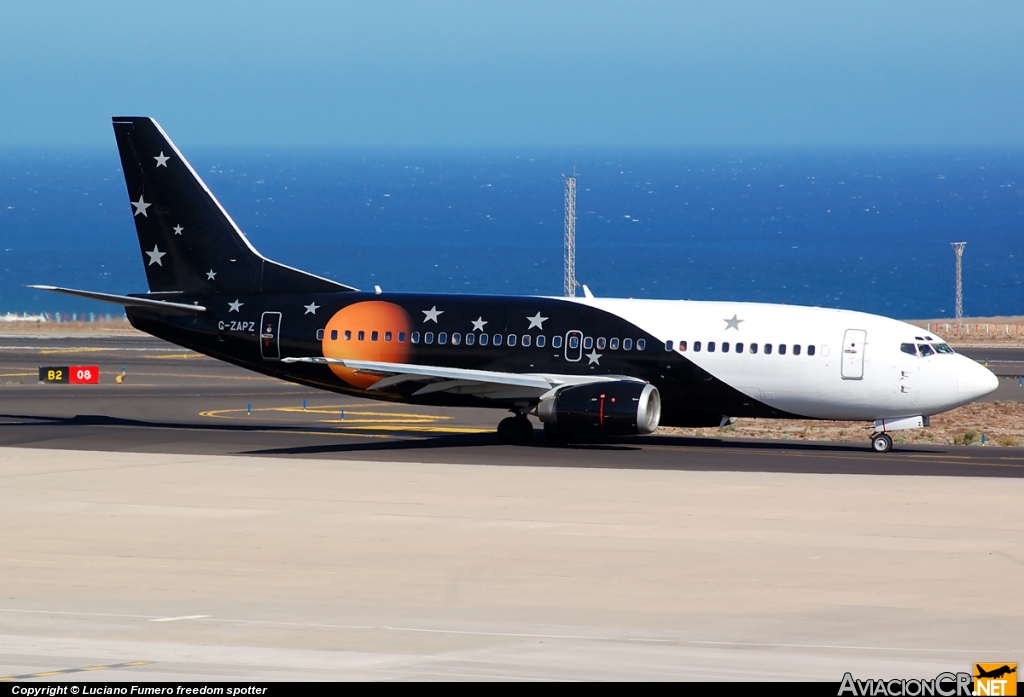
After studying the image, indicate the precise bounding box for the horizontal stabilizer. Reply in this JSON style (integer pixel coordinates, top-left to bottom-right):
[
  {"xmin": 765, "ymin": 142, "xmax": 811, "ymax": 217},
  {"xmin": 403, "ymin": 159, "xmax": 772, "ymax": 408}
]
[{"xmin": 28, "ymin": 285, "xmax": 207, "ymax": 314}]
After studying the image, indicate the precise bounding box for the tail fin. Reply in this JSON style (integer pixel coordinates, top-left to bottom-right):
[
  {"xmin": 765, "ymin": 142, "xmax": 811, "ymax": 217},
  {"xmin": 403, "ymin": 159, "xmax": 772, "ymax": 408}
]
[{"xmin": 112, "ymin": 117, "xmax": 356, "ymax": 295}]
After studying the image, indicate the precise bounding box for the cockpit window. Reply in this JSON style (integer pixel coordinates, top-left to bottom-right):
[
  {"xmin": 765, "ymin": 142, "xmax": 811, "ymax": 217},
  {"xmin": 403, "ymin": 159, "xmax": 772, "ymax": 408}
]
[
  {"xmin": 932, "ymin": 343, "xmax": 955, "ymax": 354},
  {"xmin": 900, "ymin": 343, "xmax": 917, "ymax": 356},
  {"xmin": 917, "ymin": 344, "xmax": 935, "ymax": 357}
]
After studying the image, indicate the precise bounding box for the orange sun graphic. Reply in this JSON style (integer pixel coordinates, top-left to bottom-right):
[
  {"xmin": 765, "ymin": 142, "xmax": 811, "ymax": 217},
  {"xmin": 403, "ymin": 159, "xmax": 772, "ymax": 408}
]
[{"xmin": 321, "ymin": 301, "xmax": 414, "ymax": 388}]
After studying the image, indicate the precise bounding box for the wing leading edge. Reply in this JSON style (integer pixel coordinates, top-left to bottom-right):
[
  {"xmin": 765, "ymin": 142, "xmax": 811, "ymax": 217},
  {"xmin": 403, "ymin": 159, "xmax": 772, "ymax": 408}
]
[{"xmin": 280, "ymin": 356, "xmax": 645, "ymax": 399}]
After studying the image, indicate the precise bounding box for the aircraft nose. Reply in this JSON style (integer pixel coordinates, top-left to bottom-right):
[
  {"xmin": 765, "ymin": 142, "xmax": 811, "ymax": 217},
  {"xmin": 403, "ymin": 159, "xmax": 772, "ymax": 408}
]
[{"xmin": 958, "ymin": 359, "xmax": 999, "ymax": 403}]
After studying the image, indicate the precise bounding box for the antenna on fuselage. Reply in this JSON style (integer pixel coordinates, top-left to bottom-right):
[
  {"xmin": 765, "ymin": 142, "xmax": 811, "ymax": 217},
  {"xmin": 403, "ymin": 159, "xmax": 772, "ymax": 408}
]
[
  {"xmin": 563, "ymin": 165, "xmax": 578, "ymax": 297},
  {"xmin": 951, "ymin": 242, "xmax": 966, "ymax": 321}
]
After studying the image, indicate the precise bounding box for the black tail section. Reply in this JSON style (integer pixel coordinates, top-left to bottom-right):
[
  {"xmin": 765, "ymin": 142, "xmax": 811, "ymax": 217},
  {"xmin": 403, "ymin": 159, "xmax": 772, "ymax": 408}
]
[{"xmin": 112, "ymin": 117, "xmax": 356, "ymax": 295}]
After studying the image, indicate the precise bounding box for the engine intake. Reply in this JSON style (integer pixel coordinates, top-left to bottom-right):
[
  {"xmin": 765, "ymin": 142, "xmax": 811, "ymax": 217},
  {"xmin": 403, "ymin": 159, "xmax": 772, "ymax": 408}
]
[{"xmin": 537, "ymin": 381, "xmax": 661, "ymax": 435}]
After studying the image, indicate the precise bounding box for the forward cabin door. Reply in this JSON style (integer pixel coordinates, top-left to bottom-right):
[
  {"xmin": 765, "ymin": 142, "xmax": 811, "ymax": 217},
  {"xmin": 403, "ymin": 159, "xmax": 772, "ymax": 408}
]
[
  {"xmin": 841, "ymin": 329, "xmax": 867, "ymax": 380},
  {"xmin": 260, "ymin": 311, "xmax": 282, "ymax": 360}
]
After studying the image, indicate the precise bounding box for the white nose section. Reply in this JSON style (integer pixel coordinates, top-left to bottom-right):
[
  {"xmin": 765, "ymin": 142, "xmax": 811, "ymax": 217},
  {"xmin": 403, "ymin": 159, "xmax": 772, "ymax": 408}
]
[{"xmin": 958, "ymin": 360, "xmax": 999, "ymax": 403}]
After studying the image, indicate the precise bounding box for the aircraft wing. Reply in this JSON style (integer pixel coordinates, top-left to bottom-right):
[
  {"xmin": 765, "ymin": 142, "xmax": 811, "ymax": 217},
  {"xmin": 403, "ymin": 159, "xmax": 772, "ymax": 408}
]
[{"xmin": 280, "ymin": 356, "xmax": 643, "ymax": 399}]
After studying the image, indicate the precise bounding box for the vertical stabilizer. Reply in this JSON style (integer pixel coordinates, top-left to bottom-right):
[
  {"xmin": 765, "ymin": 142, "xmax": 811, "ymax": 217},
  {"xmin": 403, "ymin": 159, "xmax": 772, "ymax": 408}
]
[{"xmin": 112, "ymin": 117, "xmax": 355, "ymax": 295}]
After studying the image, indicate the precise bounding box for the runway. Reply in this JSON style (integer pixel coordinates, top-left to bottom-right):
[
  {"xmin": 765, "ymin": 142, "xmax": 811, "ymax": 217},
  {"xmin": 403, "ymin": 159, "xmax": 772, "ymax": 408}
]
[
  {"xmin": 2, "ymin": 336, "xmax": 1024, "ymax": 477},
  {"xmin": 0, "ymin": 336, "xmax": 1022, "ymax": 681}
]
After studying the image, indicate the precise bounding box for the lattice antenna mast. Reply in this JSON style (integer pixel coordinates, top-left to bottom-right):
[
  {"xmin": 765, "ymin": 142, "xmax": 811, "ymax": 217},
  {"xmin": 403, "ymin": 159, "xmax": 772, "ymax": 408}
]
[
  {"xmin": 563, "ymin": 167, "xmax": 578, "ymax": 297},
  {"xmin": 951, "ymin": 242, "xmax": 966, "ymax": 320}
]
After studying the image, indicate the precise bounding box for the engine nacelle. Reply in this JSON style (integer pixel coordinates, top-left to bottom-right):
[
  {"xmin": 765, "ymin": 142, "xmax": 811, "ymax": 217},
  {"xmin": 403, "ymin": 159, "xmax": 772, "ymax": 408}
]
[{"xmin": 537, "ymin": 381, "xmax": 661, "ymax": 436}]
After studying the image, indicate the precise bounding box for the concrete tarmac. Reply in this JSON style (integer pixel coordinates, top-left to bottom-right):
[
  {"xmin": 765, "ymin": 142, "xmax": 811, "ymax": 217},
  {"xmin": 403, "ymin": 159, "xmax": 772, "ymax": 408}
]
[{"xmin": 0, "ymin": 336, "xmax": 1022, "ymax": 681}]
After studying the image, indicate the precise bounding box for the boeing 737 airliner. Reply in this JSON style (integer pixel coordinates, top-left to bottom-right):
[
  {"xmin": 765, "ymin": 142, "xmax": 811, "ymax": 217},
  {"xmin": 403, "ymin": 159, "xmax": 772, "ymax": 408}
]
[{"xmin": 33, "ymin": 117, "xmax": 999, "ymax": 452}]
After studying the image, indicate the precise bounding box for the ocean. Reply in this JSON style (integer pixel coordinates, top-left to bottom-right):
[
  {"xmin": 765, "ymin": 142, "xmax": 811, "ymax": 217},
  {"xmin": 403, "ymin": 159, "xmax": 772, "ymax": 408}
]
[{"xmin": 2, "ymin": 147, "xmax": 1023, "ymax": 319}]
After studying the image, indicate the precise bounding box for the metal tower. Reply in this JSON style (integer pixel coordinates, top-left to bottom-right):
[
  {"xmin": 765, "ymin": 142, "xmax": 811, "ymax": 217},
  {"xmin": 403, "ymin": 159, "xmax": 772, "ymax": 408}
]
[
  {"xmin": 951, "ymin": 242, "xmax": 966, "ymax": 320},
  {"xmin": 563, "ymin": 169, "xmax": 578, "ymax": 297}
]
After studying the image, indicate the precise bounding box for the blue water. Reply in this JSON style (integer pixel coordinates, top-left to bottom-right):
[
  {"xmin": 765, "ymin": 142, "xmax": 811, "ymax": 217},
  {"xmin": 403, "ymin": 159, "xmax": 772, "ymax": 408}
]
[{"xmin": 2, "ymin": 147, "xmax": 1023, "ymax": 319}]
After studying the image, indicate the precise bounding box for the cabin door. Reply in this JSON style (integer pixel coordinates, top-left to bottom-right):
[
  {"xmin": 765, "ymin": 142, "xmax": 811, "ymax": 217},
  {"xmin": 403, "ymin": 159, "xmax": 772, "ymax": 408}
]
[
  {"xmin": 564, "ymin": 330, "xmax": 583, "ymax": 362},
  {"xmin": 841, "ymin": 329, "xmax": 866, "ymax": 380},
  {"xmin": 260, "ymin": 311, "xmax": 282, "ymax": 361}
]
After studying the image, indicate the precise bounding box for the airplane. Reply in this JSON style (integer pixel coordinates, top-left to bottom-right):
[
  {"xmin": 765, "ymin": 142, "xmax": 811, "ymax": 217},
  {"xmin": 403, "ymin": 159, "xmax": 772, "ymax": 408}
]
[
  {"xmin": 32, "ymin": 117, "xmax": 999, "ymax": 453},
  {"xmin": 976, "ymin": 665, "xmax": 1016, "ymax": 680}
]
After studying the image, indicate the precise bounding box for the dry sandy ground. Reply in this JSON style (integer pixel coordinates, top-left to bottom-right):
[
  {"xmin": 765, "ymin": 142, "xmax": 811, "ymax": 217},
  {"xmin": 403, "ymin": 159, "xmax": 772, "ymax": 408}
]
[{"xmin": 0, "ymin": 446, "xmax": 1021, "ymax": 680}]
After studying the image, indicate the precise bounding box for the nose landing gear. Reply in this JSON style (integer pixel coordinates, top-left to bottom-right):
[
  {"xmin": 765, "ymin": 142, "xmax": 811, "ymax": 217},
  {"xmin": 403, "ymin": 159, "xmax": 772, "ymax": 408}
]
[
  {"xmin": 871, "ymin": 432, "xmax": 893, "ymax": 453},
  {"xmin": 497, "ymin": 414, "xmax": 534, "ymax": 445}
]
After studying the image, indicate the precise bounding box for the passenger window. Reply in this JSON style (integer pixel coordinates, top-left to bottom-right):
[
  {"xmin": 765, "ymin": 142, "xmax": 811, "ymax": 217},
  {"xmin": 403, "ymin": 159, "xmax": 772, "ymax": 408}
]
[
  {"xmin": 665, "ymin": 340, "xmax": 674, "ymax": 351},
  {"xmin": 384, "ymin": 331, "xmax": 392, "ymax": 342},
  {"xmin": 344, "ymin": 330, "xmax": 351, "ymax": 341},
  {"xmin": 398, "ymin": 332, "xmax": 406, "ymax": 342},
  {"xmin": 371, "ymin": 331, "xmax": 378, "ymax": 341},
  {"xmin": 536, "ymin": 335, "xmax": 546, "ymax": 347},
  {"xmin": 778, "ymin": 344, "xmax": 786, "ymax": 355},
  {"xmin": 569, "ymin": 336, "xmax": 579, "ymax": 349},
  {"xmin": 807, "ymin": 345, "xmax": 815, "ymax": 356},
  {"xmin": 492, "ymin": 334, "xmax": 501, "ymax": 346},
  {"xmin": 900, "ymin": 343, "xmax": 917, "ymax": 356},
  {"xmin": 358, "ymin": 330, "xmax": 365, "ymax": 341},
  {"xmin": 522, "ymin": 335, "xmax": 532, "ymax": 347},
  {"xmin": 694, "ymin": 341, "xmax": 701, "ymax": 352},
  {"xmin": 317, "ymin": 329, "xmax": 325, "ymax": 340},
  {"xmin": 764, "ymin": 343, "xmax": 772, "ymax": 355},
  {"xmin": 735, "ymin": 342, "xmax": 743, "ymax": 353},
  {"xmin": 438, "ymin": 332, "xmax": 448, "ymax": 344},
  {"xmin": 583, "ymin": 337, "xmax": 593, "ymax": 350},
  {"xmin": 507, "ymin": 334, "xmax": 517, "ymax": 347},
  {"xmin": 750, "ymin": 343, "xmax": 758, "ymax": 354},
  {"xmin": 918, "ymin": 344, "xmax": 934, "ymax": 357},
  {"xmin": 793, "ymin": 344, "xmax": 801, "ymax": 356},
  {"xmin": 411, "ymin": 331, "xmax": 420, "ymax": 343},
  {"xmin": 624, "ymin": 338, "xmax": 633, "ymax": 350},
  {"xmin": 465, "ymin": 333, "xmax": 475, "ymax": 346},
  {"xmin": 331, "ymin": 329, "xmax": 338, "ymax": 341},
  {"xmin": 679, "ymin": 340, "xmax": 687, "ymax": 352},
  {"xmin": 425, "ymin": 332, "xmax": 434, "ymax": 344},
  {"xmin": 708, "ymin": 341, "xmax": 716, "ymax": 352},
  {"xmin": 452, "ymin": 333, "xmax": 461, "ymax": 345},
  {"xmin": 637, "ymin": 339, "xmax": 646, "ymax": 351},
  {"xmin": 722, "ymin": 342, "xmax": 729, "ymax": 353},
  {"xmin": 610, "ymin": 338, "xmax": 620, "ymax": 350},
  {"xmin": 552, "ymin": 335, "xmax": 562, "ymax": 348},
  {"xmin": 479, "ymin": 333, "xmax": 489, "ymax": 346},
  {"xmin": 597, "ymin": 337, "xmax": 606, "ymax": 349}
]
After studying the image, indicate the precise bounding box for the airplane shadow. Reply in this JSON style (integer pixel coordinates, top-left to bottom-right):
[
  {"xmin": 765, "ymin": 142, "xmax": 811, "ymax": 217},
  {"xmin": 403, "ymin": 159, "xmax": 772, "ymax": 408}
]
[{"xmin": 1, "ymin": 412, "xmax": 999, "ymax": 479}]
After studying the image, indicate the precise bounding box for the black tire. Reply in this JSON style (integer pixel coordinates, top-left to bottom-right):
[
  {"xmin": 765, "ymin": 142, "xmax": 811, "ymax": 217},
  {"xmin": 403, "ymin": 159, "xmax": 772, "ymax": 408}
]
[
  {"xmin": 871, "ymin": 433, "xmax": 893, "ymax": 453},
  {"xmin": 498, "ymin": 417, "xmax": 533, "ymax": 445}
]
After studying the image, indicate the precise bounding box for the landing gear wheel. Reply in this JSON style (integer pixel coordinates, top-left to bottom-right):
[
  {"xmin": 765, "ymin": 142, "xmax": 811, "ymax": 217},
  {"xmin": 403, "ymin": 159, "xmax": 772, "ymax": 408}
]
[
  {"xmin": 498, "ymin": 416, "xmax": 533, "ymax": 445},
  {"xmin": 871, "ymin": 433, "xmax": 893, "ymax": 453}
]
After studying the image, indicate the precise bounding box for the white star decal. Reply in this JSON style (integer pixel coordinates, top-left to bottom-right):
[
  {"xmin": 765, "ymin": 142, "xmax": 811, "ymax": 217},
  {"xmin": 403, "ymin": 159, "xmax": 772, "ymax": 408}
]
[
  {"xmin": 526, "ymin": 312, "xmax": 548, "ymax": 330},
  {"xmin": 206, "ymin": 269, "xmax": 217, "ymax": 280},
  {"xmin": 145, "ymin": 245, "xmax": 165, "ymax": 266},
  {"xmin": 422, "ymin": 306, "xmax": 443, "ymax": 323},
  {"xmin": 173, "ymin": 224, "xmax": 183, "ymax": 235},
  {"xmin": 471, "ymin": 317, "xmax": 487, "ymax": 332},
  {"xmin": 586, "ymin": 349, "xmax": 602, "ymax": 365},
  {"xmin": 154, "ymin": 152, "xmax": 170, "ymax": 167},
  {"xmin": 304, "ymin": 302, "xmax": 320, "ymax": 315},
  {"xmin": 228, "ymin": 299, "xmax": 243, "ymax": 312},
  {"xmin": 132, "ymin": 195, "xmax": 151, "ymax": 217}
]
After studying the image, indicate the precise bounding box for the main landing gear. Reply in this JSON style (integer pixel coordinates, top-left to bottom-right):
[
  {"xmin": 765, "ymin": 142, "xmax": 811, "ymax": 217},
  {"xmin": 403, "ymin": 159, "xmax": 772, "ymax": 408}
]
[
  {"xmin": 497, "ymin": 414, "xmax": 534, "ymax": 445},
  {"xmin": 871, "ymin": 432, "xmax": 893, "ymax": 453}
]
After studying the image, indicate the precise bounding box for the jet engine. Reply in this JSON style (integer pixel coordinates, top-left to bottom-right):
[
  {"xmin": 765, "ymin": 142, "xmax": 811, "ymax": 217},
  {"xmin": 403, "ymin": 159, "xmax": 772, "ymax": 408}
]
[{"xmin": 537, "ymin": 381, "xmax": 661, "ymax": 436}]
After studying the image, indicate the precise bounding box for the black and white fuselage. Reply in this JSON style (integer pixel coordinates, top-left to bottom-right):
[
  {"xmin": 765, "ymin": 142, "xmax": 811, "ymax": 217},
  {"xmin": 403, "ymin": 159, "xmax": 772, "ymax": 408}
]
[{"xmin": 33, "ymin": 117, "xmax": 999, "ymax": 448}]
